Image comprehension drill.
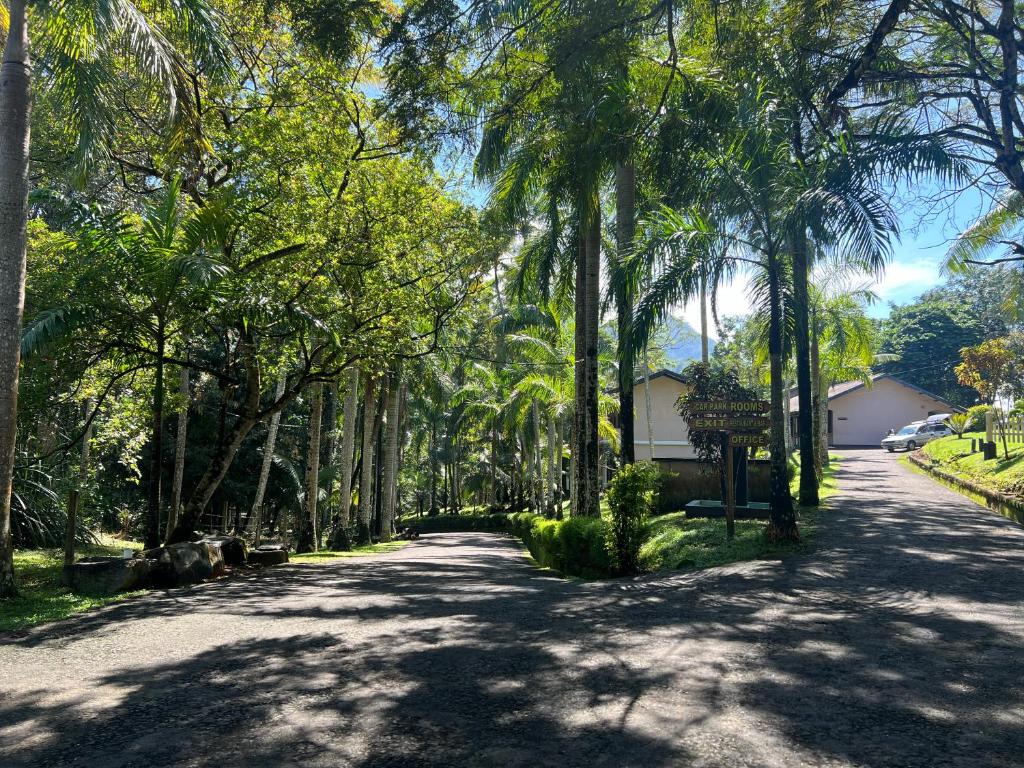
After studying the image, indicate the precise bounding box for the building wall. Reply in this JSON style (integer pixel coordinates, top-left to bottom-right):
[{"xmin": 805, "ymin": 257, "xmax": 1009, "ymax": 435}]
[
  {"xmin": 832, "ymin": 377, "xmax": 953, "ymax": 445},
  {"xmin": 632, "ymin": 376, "xmax": 698, "ymax": 460}
]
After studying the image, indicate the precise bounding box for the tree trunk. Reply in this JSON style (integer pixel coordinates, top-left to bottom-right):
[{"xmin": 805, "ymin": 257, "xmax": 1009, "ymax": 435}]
[
  {"xmin": 810, "ymin": 318, "xmax": 827, "ymax": 473},
  {"xmin": 615, "ymin": 161, "xmax": 636, "ymax": 466},
  {"xmin": 167, "ymin": 339, "xmax": 264, "ymax": 544},
  {"xmin": 168, "ymin": 364, "xmax": 190, "ymax": 537},
  {"xmin": 356, "ymin": 374, "xmax": 377, "ymax": 542},
  {"xmin": 428, "ymin": 420, "xmax": 438, "ymax": 514},
  {"xmin": 700, "ymin": 274, "xmax": 710, "ymax": 363},
  {"xmin": 642, "ymin": 352, "xmax": 655, "ymax": 458},
  {"xmin": 336, "ymin": 367, "xmax": 359, "ymax": 526},
  {"xmin": 145, "ymin": 323, "xmax": 166, "ymax": 549},
  {"xmin": 297, "ymin": 380, "xmax": 323, "ymax": 553},
  {"xmin": 766, "ymin": 246, "xmax": 799, "ymax": 542},
  {"xmin": 380, "ymin": 364, "xmax": 402, "ymax": 541},
  {"xmin": 61, "ymin": 399, "xmax": 93, "ymax": 585},
  {"xmin": 546, "ymin": 410, "xmax": 556, "ymax": 514},
  {"xmin": 249, "ymin": 376, "xmax": 286, "ymax": 547},
  {"xmin": 320, "ymin": 379, "xmax": 339, "ymax": 539},
  {"xmin": 0, "ymin": 0, "xmax": 30, "ymax": 599},
  {"xmin": 489, "ymin": 425, "xmax": 498, "ymax": 509},
  {"xmin": 791, "ymin": 208, "xmax": 818, "ymax": 506},
  {"xmin": 573, "ymin": 189, "xmax": 601, "ymax": 517}
]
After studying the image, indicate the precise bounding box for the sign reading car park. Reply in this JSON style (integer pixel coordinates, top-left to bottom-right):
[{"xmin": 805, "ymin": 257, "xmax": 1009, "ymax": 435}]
[
  {"xmin": 689, "ymin": 400, "xmax": 770, "ymax": 414},
  {"xmin": 684, "ymin": 398, "xmax": 770, "ymax": 540}
]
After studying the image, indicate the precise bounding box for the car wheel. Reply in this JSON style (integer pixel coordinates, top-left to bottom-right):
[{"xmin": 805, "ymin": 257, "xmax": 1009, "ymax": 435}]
[
  {"xmin": 887, "ymin": 447, "xmax": 894, "ymax": 453},
  {"xmin": 906, "ymin": 441, "xmax": 917, "ymax": 451}
]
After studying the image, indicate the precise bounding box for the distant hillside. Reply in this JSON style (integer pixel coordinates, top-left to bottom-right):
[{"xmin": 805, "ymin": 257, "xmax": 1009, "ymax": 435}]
[
  {"xmin": 603, "ymin": 315, "xmax": 715, "ymax": 372},
  {"xmin": 658, "ymin": 316, "xmax": 715, "ymax": 370}
]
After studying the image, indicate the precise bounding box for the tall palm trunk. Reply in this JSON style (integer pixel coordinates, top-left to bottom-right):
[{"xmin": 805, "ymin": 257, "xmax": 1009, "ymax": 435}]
[
  {"xmin": 818, "ymin": 377, "xmax": 831, "ymax": 470},
  {"xmin": 297, "ymin": 380, "xmax": 323, "ymax": 553},
  {"xmin": 357, "ymin": 374, "xmax": 377, "ymax": 542},
  {"xmin": 249, "ymin": 376, "xmax": 286, "ymax": 547},
  {"xmin": 169, "ymin": 364, "xmax": 190, "ymax": 536},
  {"xmin": 61, "ymin": 399, "xmax": 93, "ymax": 585},
  {"xmin": 531, "ymin": 400, "xmax": 543, "ymax": 507},
  {"xmin": 700, "ymin": 274, "xmax": 710, "ymax": 363},
  {"xmin": 546, "ymin": 410, "xmax": 556, "ymax": 514},
  {"xmin": 766, "ymin": 247, "xmax": 799, "ymax": 542},
  {"xmin": 336, "ymin": 368, "xmax": 359, "ymax": 527},
  {"xmin": 429, "ymin": 420, "xmax": 438, "ymax": 514},
  {"xmin": 380, "ymin": 364, "xmax": 402, "ymax": 541},
  {"xmin": 145, "ymin": 321, "xmax": 166, "ymax": 549},
  {"xmin": 573, "ymin": 189, "xmax": 601, "ymax": 517},
  {"xmin": 791, "ymin": 223, "xmax": 818, "ymax": 506},
  {"xmin": 0, "ymin": 0, "xmax": 31, "ymax": 599},
  {"xmin": 615, "ymin": 161, "xmax": 636, "ymax": 465},
  {"xmin": 809, "ymin": 317, "xmax": 825, "ymax": 474},
  {"xmin": 489, "ymin": 425, "xmax": 498, "ymax": 509}
]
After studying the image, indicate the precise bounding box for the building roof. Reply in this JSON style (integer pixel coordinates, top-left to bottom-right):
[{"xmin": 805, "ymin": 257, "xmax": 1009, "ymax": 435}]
[
  {"xmin": 634, "ymin": 369, "xmax": 687, "ymax": 386},
  {"xmin": 789, "ymin": 373, "xmax": 964, "ymax": 413}
]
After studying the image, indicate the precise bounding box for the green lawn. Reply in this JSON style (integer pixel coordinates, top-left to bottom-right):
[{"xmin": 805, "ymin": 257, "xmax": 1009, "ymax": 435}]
[
  {"xmin": 922, "ymin": 431, "xmax": 1024, "ymax": 496},
  {"xmin": 639, "ymin": 453, "xmax": 840, "ymax": 573},
  {"xmin": 290, "ymin": 540, "xmax": 409, "ymax": 563},
  {"xmin": 1, "ymin": 536, "xmax": 145, "ymax": 633}
]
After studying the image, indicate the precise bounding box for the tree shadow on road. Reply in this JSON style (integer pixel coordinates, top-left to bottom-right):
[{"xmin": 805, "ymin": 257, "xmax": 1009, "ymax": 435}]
[{"xmin": 3, "ymin": 448, "xmax": 1024, "ymax": 768}]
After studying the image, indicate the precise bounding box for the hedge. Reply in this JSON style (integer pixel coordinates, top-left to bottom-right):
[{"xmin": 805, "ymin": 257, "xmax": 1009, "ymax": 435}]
[{"xmin": 405, "ymin": 512, "xmax": 613, "ymax": 579}]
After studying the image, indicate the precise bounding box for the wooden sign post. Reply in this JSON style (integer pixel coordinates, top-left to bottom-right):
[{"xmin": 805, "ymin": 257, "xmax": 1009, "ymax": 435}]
[{"xmin": 686, "ymin": 400, "xmax": 770, "ymax": 539}]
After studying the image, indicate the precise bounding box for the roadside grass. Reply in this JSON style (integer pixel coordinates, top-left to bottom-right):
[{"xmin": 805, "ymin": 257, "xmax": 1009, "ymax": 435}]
[
  {"xmin": 639, "ymin": 453, "xmax": 840, "ymax": 573},
  {"xmin": 1, "ymin": 536, "xmax": 145, "ymax": 633},
  {"xmin": 290, "ymin": 540, "xmax": 409, "ymax": 563},
  {"xmin": 921, "ymin": 431, "xmax": 1024, "ymax": 496}
]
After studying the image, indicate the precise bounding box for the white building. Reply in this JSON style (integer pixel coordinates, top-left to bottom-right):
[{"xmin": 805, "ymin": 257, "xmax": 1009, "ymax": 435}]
[{"xmin": 789, "ymin": 374, "xmax": 962, "ymax": 447}]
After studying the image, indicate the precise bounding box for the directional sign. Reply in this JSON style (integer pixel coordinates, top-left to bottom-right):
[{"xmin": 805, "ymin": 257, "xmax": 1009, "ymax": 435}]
[
  {"xmin": 729, "ymin": 433, "xmax": 768, "ymax": 448},
  {"xmin": 689, "ymin": 400, "xmax": 769, "ymax": 415},
  {"xmin": 688, "ymin": 416, "xmax": 770, "ymax": 431}
]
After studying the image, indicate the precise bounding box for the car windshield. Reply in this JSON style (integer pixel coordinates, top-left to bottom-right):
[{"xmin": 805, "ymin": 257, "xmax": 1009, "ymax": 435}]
[{"xmin": 896, "ymin": 426, "xmax": 917, "ymax": 436}]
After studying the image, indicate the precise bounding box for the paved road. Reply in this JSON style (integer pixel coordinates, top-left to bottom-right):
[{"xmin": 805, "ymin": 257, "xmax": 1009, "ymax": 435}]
[{"xmin": 2, "ymin": 449, "xmax": 1023, "ymax": 768}]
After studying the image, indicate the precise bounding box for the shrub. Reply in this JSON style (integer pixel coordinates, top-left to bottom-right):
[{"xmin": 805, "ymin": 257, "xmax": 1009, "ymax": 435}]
[
  {"xmin": 965, "ymin": 404, "xmax": 992, "ymax": 432},
  {"xmin": 400, "ymin": 510, "xmax": 613, "ymax": 578},
  {"xmin": 605, "ymin": 461, "xmax": 662, "ymax": 576},
  {"xmin": 945, "ymin": 412, "xmax": 971, "ymax": 438}
]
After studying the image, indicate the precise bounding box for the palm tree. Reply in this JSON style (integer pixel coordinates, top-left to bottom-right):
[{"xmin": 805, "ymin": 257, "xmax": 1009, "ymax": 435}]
[
  {"xmin": 632, "ymin": 84, "xmax": 897, "ymax": 541},
  {"xmin": 0, "ymin": 0, "xmax": 226, "ymax": 597}
]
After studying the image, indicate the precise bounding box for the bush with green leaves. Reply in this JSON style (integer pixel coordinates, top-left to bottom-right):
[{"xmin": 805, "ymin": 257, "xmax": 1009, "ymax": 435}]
[
  {"xmin": 945, "ymin": 412, "xmax": 971, "ymax": 438},
  {"xmin": 965, "ymin": 404, "xmax": 992, "ymax": 432},
  {"xmin": 605, "ymin": 461, "xmax": 662, "ymax": 576},
  {"xmin": 403, "ymin": 511, "xmax": 612, "ymax": 578}
]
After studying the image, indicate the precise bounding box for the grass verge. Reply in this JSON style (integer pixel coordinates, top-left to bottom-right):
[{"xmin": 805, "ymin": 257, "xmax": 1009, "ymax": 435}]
[
  {"xmin": 290, "ymin": 540, "xmax": 409, "ymax": 563},
  {"xmin": 920, "ymin": 431, "xmax": 1024, "ymax": 496},
  {"xmin": 1, "ymin": 536, "xmax": 145, "ymax": 633},
  {"xmin": 638, "ymin": 453, "xmax": 840, "ymax": 573}
]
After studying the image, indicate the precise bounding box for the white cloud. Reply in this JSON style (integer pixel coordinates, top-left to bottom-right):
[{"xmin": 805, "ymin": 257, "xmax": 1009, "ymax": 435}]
[{"xmin": 670, "ymin": 274, "xmax": 756, "ymax": 340}]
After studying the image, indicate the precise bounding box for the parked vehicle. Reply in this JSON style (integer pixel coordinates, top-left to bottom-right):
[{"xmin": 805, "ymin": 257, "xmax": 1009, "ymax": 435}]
[{"xmin": 881, "ymin": 421, "xmax": 952, "ymax": 452}]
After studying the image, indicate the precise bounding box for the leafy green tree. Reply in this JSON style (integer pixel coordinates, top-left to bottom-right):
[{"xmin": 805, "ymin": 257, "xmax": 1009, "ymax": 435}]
[
  {"xmin": 879, "ymin": 299, "xmax": 987, "ymax": 407},
  {"xmin": 0, "ymin": 0, "xmax": 227, "ymax": 597}
]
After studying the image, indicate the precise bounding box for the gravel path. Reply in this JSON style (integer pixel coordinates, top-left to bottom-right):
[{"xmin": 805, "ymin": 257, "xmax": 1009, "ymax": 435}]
[{"xmin": 2, "ymin": 449, "xmax": 1023, "ymax": 768}]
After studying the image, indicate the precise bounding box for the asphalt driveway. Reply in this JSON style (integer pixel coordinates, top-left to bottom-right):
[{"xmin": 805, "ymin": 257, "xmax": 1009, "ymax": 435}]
[{"xmin": 1, "ymin": 449, "xmax": 1022, "ymax": 767}]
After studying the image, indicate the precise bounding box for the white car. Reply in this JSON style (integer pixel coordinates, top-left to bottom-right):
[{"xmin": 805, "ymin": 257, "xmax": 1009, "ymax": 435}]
[{"xmin": 881, "ymin": 420, "xmax": 952, "ymax": 452}]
